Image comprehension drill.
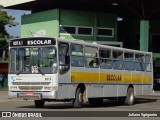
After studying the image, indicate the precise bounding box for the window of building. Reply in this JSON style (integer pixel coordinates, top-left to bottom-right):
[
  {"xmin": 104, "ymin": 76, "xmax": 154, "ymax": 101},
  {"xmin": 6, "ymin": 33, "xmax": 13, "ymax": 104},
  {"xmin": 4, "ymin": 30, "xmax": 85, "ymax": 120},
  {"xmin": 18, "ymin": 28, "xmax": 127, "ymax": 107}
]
[
  {"xmin": 97, "ymin": 27, "xmax": 114, "ymax": 37},
  {"xmin": 78, "ymin": 27, "xmax": 92, "ymax": 35},
  {"xmin": 60, "ymin": 25, "xmax": 93, "ymax": 36},
  {"xmin": 60, "ymin": 26, "xmax": 76, "ymax": 34}
]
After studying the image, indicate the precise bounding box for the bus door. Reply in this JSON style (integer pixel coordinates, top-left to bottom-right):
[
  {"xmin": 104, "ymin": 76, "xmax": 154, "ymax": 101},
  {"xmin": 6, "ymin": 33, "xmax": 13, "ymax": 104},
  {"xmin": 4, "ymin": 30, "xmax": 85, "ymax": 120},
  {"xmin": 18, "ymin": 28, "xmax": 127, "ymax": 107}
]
[{"xmin": 58, "ymin": 42, "xmax": 71, "ymax": 98}]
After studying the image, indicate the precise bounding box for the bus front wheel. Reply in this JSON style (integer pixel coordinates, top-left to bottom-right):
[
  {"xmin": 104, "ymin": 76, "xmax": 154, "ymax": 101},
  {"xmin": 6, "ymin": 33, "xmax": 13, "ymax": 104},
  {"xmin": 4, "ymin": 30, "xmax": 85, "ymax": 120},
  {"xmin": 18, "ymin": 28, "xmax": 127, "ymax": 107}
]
[
  {"xmin": 73, "ymin": 88, "xmax": 83, "ymax": 108},
  {"xmin": 34, "ymin": 100, "xmax": 45, "ymax": 108},
  {"xmin": 125, "ymin": 87, "xmax": 134, "ymax": 106}
]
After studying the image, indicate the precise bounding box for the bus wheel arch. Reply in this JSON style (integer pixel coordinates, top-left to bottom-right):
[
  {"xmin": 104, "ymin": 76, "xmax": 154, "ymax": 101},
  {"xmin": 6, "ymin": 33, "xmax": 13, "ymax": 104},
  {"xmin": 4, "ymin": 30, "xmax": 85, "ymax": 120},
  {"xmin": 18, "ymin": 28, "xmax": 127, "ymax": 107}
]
[
  {"xmin": 125, "ymin": 85, "xmax": 134, "ymax": 106},
  {"xmin": 73, "ymin": 83, "xmax": 86, "ymax": 108}
]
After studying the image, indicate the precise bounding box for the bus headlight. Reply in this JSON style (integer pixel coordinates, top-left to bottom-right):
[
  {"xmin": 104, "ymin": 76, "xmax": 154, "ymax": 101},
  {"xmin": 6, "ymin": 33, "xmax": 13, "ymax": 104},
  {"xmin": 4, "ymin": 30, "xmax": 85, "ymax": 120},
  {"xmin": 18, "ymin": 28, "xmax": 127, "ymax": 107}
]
[
  {"xmin": 52, "ymin": 86, "xmax": 58, "ymax": 91},
  {"xmin": 10, "ymin": 86, "xmax": 18, "ymax": 90},
  {"xmin": 44, "ymin": 87, "xmax": 52, "ymax": 90},
  {"xmin": 44, "ymin": 86, "xmax": 58, "ymax": 91}
]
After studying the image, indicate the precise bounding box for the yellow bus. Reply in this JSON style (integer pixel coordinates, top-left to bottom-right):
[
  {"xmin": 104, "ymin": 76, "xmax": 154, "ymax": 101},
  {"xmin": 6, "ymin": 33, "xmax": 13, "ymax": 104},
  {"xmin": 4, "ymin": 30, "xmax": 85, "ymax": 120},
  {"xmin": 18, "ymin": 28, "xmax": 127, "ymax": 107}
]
[{"xmin": 8, "ymin": 37, "xmax": 153, "ymax": 108}]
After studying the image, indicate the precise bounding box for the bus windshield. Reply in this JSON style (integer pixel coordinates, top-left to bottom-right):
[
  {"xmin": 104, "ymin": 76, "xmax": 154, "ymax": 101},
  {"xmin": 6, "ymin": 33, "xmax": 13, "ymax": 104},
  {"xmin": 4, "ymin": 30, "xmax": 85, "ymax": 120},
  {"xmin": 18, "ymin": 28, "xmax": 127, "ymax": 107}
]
[{"xmin": 9, "ymin": 47, "xmax": 57, "ymax": 74}]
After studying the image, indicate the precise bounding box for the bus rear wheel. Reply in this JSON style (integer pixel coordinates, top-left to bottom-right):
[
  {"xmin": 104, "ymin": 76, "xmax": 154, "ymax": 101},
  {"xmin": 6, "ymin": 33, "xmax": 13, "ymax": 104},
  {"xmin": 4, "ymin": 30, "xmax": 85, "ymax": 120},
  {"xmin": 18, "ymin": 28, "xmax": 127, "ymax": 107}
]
[
  {"xmin": 125, "ymin": 87, "xmax": 134, "ymax": 106},
  {"xmin": 73, "ymin": 88, "xmax": 83, "ymax": 108},
  {"xmin": 34, "ymin": 100, "xmax": 45, "ymax": 108}
]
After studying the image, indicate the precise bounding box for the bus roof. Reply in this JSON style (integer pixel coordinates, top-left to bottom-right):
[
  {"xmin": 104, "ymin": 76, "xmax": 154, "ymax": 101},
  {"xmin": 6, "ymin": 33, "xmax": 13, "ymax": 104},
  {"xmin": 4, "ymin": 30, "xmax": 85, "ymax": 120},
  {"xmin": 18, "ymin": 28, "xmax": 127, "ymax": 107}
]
[
  {"xmin": 57, "ymin": 38, "xmax": 152, "ymax": 55},
  {"xmin": 10, "ymin": 37, "xmax": 152, "ymax": 55}
]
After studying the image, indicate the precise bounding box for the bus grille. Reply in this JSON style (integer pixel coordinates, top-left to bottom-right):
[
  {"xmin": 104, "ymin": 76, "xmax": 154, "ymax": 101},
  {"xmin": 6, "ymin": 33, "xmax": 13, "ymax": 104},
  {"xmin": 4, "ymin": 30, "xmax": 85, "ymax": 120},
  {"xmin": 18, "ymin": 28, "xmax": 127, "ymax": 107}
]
[
  {"xmin": 18, "ymin": 86, "xmax": 43, "ymax": 90},
  {"xmin": 12, "ymin": 82, "xmax": 51, "ymax": 85}
]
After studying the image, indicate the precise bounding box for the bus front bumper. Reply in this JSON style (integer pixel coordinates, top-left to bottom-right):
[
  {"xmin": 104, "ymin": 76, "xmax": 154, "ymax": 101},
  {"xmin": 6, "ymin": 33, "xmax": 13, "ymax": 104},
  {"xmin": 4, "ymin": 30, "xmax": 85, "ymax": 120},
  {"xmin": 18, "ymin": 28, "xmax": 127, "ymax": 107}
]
[{"xmin": 8, "ymin": 91, "xmax": 58, "ymax": 100}]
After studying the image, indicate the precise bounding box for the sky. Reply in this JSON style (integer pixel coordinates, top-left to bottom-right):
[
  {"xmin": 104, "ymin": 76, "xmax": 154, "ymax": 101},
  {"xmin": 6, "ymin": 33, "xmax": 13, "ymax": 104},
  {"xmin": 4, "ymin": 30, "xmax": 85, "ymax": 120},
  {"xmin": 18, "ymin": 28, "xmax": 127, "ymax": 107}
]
[{"xmin": 4, "ymin": 9, "xmax": 31, "ymax": 37}]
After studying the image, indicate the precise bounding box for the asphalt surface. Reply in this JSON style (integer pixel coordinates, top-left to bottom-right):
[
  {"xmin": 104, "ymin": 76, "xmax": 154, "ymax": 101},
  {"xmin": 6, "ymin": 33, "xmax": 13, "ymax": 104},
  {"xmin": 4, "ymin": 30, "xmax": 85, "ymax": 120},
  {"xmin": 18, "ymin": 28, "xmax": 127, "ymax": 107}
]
[{"xmin": 0, "ymin": 88, "xmax": 160, "ymax": 120}]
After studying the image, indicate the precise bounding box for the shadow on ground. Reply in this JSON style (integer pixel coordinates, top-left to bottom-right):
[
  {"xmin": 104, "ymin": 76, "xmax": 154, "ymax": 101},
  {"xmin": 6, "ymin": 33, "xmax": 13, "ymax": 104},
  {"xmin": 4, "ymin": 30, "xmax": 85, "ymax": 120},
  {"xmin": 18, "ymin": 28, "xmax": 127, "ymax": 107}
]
[{"xmin": 16, "ymin": 97, "xmax": 158, "ymax": 110}]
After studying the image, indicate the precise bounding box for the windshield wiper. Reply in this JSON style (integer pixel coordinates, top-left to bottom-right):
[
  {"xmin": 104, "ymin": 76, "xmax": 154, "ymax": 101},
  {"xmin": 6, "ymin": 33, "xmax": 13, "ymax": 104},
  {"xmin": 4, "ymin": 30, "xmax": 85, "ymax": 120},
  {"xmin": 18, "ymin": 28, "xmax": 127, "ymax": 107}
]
[{"xmin": 38, "ymin": 68, "xmax": 45, "ymax": 75}]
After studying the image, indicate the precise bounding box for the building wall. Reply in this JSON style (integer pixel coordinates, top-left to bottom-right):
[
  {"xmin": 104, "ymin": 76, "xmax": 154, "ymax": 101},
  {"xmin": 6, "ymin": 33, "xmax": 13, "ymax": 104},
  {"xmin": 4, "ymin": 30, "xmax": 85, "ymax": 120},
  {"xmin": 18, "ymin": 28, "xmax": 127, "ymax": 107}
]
[
  {"xmin": 118, "ymin": 18, "xmax": 139, "ymax": 50},
  {"xmin": 59, "ymin": 10, "xmax": 117, "ymax": 41},
  {"xmin": 21, "ymin": 9, "xmax": 117, "ymax": 42},
  {"xmin": 97, "ymin": 13, "xmax": 117, "ymax": 41},
  {"xmin": 59, "ymin": 10, "xmax": 95, "ymax": 40},
  {"xmin": 21, "ymin": 9, "xmax": 59, "ymax": 38},
  {"xmin": 150, "ymin": 20, "xmax": 160, "ymax": 34},
  {"xmin": 118, "ymin": 18, "xmax": 160, "ymax": 51}
]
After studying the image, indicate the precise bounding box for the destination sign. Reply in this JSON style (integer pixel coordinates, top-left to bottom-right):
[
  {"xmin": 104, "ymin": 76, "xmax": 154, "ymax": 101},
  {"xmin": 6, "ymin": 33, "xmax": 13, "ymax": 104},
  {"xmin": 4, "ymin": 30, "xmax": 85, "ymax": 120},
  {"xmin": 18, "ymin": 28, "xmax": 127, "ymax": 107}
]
[{"xmin": 10, "ymin": 37, "xmax": 56, "ymax": 47}]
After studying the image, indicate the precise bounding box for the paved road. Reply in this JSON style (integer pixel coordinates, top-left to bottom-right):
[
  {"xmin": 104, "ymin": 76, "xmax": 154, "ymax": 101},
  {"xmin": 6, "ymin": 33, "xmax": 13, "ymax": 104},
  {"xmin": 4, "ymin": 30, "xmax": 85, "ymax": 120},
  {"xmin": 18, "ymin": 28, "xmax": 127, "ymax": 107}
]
[
  {"xmin": 0, "ymin": 95, "xmax": 160, "ymax": 111},
  {"xmin": 0, "ymin": 90, "xmax": 160, "ymax": 111},
  {"xmin": 0, "ymin": 90, "xmax": 160, "ymax": 119}
]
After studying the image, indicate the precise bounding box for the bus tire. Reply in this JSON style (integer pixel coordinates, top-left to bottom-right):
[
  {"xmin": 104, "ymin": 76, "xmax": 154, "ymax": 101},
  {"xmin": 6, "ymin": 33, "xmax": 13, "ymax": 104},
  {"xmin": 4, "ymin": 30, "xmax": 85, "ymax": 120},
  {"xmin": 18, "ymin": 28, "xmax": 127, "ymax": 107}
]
[
  {"xmin": 73, "ymin": 88, "xmax": 83, "ymax": 108},
  {"xmin": 125, "ymin": 87, "xmax": 134, "ymax": 106},
  {"xmin": 34, "ymin": 100, "xmax": 45, "ymax": 108},
  {"xmin": 88, "ymin": 98, "xmax": 103, "ymax": 105}
]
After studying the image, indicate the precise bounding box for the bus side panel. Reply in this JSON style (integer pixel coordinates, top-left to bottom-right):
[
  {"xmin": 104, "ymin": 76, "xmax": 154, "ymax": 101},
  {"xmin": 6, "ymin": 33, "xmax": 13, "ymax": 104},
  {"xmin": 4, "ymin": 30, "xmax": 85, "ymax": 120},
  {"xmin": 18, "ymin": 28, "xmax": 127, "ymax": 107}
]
[
  {"xmin": 87, "ymin": 84, "xmax": 123, "ymax": 98},
  {"xmin": 103, "ymin": 85, "xmax": 118, "ymax": 97},
  {"xmin": 134, "ymin": 85, "xmax": 143, "ymax": 95},
  {"xmin": 143, "ymin": 85, "xmax": 153, "ymax": 95},
  {"xmin": 58, "ymin": 84, "xmax": 76, "ymax": 99},
  {"xmin": 58, "ymin": 71, "xmax": 71, "ymax": 83},
  {"xmin": 86, "ymin": 85, "xmax": 119, "ymax": 98},
  {"xmin": 99, "ymin": 69, "xmax": 123, "ymax": 97},
  {"xmin": 117, "ymin": 85, "xmax": 128, "ymax": 97},
  {"xmin": 143, "ymin": 72, "xmax": 153, "ymax": 95},
  {"xmin": 86, "ymin": 85, "xmax": 129, "ymax": 98},
  {"xmin": 91, "ymin": 85, "xmax": 104, "ymax": 97},
  {"xmin": 58, "ymin": 67, "xmax": 75, "ymax": 99},
  {"xmin": 132, "ymin": 71, "xmax": 143, "ymax": 95}
]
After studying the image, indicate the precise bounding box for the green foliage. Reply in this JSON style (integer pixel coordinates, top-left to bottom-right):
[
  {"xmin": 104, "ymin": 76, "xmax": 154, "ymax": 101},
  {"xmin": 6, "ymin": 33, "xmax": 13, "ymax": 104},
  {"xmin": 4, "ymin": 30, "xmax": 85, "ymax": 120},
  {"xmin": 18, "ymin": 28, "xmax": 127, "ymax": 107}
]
[
  {"xmin": 0, "ymin": 5, "xmax": 17, "ymax": 42},
  {"xmin": 0, "ymin": 5, "xmax": 17, "ymax": 60}
]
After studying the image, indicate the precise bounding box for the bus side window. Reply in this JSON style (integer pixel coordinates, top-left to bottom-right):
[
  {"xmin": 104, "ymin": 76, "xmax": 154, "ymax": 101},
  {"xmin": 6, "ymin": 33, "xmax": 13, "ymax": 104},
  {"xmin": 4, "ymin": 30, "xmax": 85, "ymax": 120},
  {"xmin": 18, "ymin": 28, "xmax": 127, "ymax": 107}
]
[
  {"xmin": 135, "ymin": 54, "xmax": 144, "ymax": 71},
  {"xmin": 59, "ymin": 43, "xmax": 70, "ymax": 74},
  {"xmin": 124, "ymin": 52, "xmax": 134, "ymax": 70},
  {"xmin": 85, "ymin": 46, "xmax": 99, "ymax": 68},
  {"xmin": 99, "ymin": 48, "xmax": 112, "ymax": 69},
  {"xmin": 71, "ymin": 44, "xmax": 84, "ymax": 67},
  {"xmin": 144, "ymin": 55, "xmax": 151, "ymax": 71},
  {"xmin": 113, "ymin": 50, "xmax": 124, "ymax": 70}
]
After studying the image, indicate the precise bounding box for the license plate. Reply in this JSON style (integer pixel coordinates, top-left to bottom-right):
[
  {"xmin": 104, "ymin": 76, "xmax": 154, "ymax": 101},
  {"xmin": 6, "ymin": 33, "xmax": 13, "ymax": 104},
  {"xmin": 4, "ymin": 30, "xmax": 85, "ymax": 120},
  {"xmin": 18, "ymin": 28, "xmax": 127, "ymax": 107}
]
[{"xmin": 26, "ymin": 92, "xmax": 34, "ymax": 96}]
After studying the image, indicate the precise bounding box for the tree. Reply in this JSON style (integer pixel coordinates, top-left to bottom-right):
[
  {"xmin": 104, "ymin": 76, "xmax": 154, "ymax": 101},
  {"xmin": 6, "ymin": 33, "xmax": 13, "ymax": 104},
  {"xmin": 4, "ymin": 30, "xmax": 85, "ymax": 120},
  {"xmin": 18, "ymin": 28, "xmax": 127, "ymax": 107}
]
[{"xmin": 0, "ymin": 5, "xmax": 17, "ymax": 59}]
